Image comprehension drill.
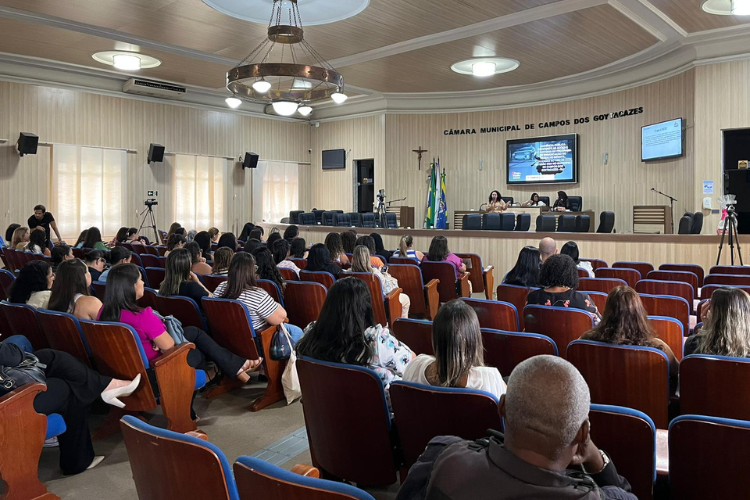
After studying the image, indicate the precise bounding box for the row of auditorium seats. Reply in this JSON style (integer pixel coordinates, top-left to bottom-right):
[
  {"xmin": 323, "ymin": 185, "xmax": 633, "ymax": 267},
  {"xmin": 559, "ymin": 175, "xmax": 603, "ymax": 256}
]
[
  {"xmin": 463, "ymin": 211, "xmax": 615, "ymax": 233},
  {"xmin": 289, "ymin": 210, "xmax": 398, "ymax": 228}
]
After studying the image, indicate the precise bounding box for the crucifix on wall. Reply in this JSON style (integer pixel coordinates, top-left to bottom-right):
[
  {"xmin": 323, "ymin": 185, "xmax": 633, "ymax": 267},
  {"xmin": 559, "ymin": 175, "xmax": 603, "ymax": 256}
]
[{"xmin": 412, "ymin": 146, "xmax": 428, "ymax": 170}]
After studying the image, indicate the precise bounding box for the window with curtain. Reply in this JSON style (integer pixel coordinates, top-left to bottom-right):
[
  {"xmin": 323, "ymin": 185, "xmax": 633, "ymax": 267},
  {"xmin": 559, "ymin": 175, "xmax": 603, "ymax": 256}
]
[
  {"xmin": 52, "ymin": 145, "xmax": 125, "ymax": 239},
  {"xmin": 252, "ymin": 160, "xmax": 299, "ymax": 223},
  {"xmin": 169, "ymin": 154, "xmax": 227, "ymax": 230}
]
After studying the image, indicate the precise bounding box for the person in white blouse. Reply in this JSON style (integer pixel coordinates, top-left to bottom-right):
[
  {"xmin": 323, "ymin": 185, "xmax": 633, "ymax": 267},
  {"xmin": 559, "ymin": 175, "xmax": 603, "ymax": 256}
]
[{"xmin": 402, "ymin": 300, "xmax": 506, "ymax": 399}]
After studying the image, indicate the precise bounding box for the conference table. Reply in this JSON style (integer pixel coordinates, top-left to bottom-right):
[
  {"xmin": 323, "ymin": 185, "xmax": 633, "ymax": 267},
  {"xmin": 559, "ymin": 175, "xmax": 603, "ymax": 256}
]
[{"xmin": 453, "ymin": 208, "xmax": 596, "ymax": 232}]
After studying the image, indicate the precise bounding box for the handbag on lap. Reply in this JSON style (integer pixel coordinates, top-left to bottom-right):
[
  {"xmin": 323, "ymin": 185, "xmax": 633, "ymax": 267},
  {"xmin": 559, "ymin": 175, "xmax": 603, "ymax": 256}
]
[{"xmin": 0, "ymin": 352, "xmax": 47, "ymax": 397}]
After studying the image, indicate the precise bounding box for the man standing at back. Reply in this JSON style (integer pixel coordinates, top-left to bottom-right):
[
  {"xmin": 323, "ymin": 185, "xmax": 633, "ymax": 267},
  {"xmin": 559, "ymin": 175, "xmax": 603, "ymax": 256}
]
[
  {"xmin": 397, "ymin": 355, "xmax": 636, "ymax": 500},
  {"xmin": 539, "ymin": 237, "xmax": 557, "ymax": 263},
  {"xmin": 28, "ymin": 205, "xmax": 63, "ymax": 245}
]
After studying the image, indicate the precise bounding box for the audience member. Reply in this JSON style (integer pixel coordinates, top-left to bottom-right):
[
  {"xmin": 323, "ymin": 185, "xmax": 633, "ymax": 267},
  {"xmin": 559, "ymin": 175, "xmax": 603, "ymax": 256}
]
[
  {"xmin": 99, "ymin": 247, "xmax": 132, "ymax": 282},
  {"xmin": 290, "ymin": 237, "xmax": 308, "ymax": 259},
  {"xmin": 214, "ymin": 253, "xmax": 303, "ymax": 342},
  {"xmin": 266, "ymin": 232, "xmax": 282, "ymax": 250},
  {"xmin": 186, "ymin": 229, "xmax": 197, "ymax": 242},
  {"xmin": 685, "ymin": 287, "xmax": 750, "ymax": 357},
  {"xmin": 165, "ymin": 222, "xmax": 182, "ymax": 244},
  {"xmin": 560, "ymin": 241, "xmax": 594, "ymax": 278},
  {"xmin": 341, "ymin": 230, "xmax": 357, "ymax": 254},
  {"xmin": 185, "ymin": 241, "xmax": 212, "ymax": 275},
  {"xmin": 174, "ymin": 227, "xmax": 186, "ymax": 237},
  {"xmin": 252, "ymin": 246, "xmax": 285, "ymax": 296},
  {"xmin": 82, "ymin": 227, "xmax": 109, "ymax": 251},
  {"xmin": 351, "ymin": 245, "xmax": 410, "ymax": 317},
  {"xmin": 296, "ymin": 277, "xmax": 414, "ymax": 386},
  {"xmin": 24, "ymin": 229, "xmax": 51, "ymax": 256},
  {"xmin": 8, "ymin": 260, "xmax": 54, "ymax": 308},
  {"xmin": 394, "ymin": 234, "xmax": 424, "ymax": 262},
  {"xmin": 0, "ymin": 338, "xmax": 139, "ymax": 474},
  {"xmin": 74, "ymin": 229, "xmax": 88, "ymax": 249},
  {"xmin": 50, "ymin": 244, "xmax": 74, "ymax": 272},
  {"xmin": 12, "ymin": 226, "xmax": 30, "ymax": 249},
  {"xmin": 100, "ymin": 264, "xmax": 259, "ymax": 383},
  {"xmin": 539, "ymin": 237, "xmax": 558, "ymax": 263},
  {"xmin": 324, "ymin": 232, "xmax": 349, "ymax": 265},
  {"xmin": 503, "ymin": 246, "xmax": 541, "ymax": 287},
  {"xmin": 193, "ymin": 231, "xmax": 212, "ymax": 258},
  {"xmin": 165, "ymin": 233, "xmax": 187, "ymax": 257},
  {"xmin": 249, "ymin": 227, "xmax": 264, "ymax": 242},
  {"xmin": 403, "ymin": 300, "xmax": 505, "ymax": 398},
  {"xmin": 581, "ymin": 286, "xmax": 677, "ymax": 377},
  {"xmin": 84, "ymin": 251, "xmax": 106, "ymax": 282},
  {"xmin": 49, "ymin": 259, "xmax": 103, "ymax": 320},
  {"xmin": 127, "ymin": 227, "xmax": 148, "ymax": 245},
  {"xmin": 356, "ymin": 235, "xmax": 384, "ymax": 268},
  {"xmin": 305, "ymin": 243, "xmax": 342, "ymax": 280},
  {"xmin": 244, "ymin": 238, "xmax": 263, "ymax": 253},
  {"xmin": 4, "ymin": 223, "xmax": 20, "ymax": 246},
  {"xmin": 283, "ymin": 225, "xmax": 299, "ymax": 241},
  {"xmin": 208, "ymin": 226, "xmax": 221, "ymax": 244},
  {"xmin": 211, "ymin": 247, "xmax": 234, "ymax": 275},
  {"xmin": 370, "ymin": 232, "xmax": 393, "ymax": 263},
  {"xmin": 217, "ymin": 232, "xmax": 238, "ymax": 251},
  {"xmin": 238, "ymin": 222, "xmax": 255, "ymax": 242},
  {"xmin": 115, "ymin": 227, "xmax": 129, "ymax": 244},
  {"xmin": 397, "ymin": 355, "xmax": 636, "ymax": 500},
  {"xmin": 159, "ymin": 248, "xmax": 213, "ymax": 306},
  {"xmin": 272, "ymin": 239, "xmax": 301, "ymax": 277},
  {"xmin": 527, "ymin": 255, "xmax": 600, "ymax": 321},
  {"xmin": 423, "ymin": 235, "xmax": 466, "ymax": 279},
  {"xmin": 28, "ymin": 204, "xmax": 63, "ymax": 244}
]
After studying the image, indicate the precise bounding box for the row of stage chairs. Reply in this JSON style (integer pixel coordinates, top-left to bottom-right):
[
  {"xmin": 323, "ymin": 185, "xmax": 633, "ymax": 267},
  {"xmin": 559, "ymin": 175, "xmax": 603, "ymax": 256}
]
[
  {"xmin": 462, "ymin": 211, "xmax": 615, "ymax": 233},
  {"xmin": 289, "ymin": 210, "xmax": 399, "ymax": 229}
]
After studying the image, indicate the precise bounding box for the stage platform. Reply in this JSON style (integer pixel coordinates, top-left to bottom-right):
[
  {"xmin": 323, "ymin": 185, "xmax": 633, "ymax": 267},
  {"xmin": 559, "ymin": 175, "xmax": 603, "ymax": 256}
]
[{"xmin": 258, "ymin": 223, "xmax": 749, "ymax": 280}]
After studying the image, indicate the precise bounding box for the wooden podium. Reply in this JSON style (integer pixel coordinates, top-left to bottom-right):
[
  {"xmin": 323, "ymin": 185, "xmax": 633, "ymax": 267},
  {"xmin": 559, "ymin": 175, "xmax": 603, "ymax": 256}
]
[
  {"xmin": 386, "ymin": 206, "xmax": 415, "ymax": 228},
  {"xmin": 633, "ymin": 205, "xmax": 673, "ymax": 234}
]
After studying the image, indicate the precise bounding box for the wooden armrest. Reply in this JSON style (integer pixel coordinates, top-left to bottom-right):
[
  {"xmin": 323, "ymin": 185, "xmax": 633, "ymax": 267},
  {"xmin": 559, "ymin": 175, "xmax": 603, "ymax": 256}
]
[
  {"xmin": 290, "ymin": 464, "xmax": 320, "ymax": 478},
  {"xmin": 185, "ymin": 430, "xmax": 208, "ymax": 441},
  {"xmin": 483, "ymin": 266, "xmax": 495, "ymax": 301},
  {"xmin": 153, "ymin": 342, "xmax": 198, "ymax": 433},
  {"xmin": 458, "ymin": 273, "xmax": 471, "ymax": 298},
  {"xmin": 424, "ymin": 279, "xmax": 440, "ymax": 320},
  {"xmin": 384, "ymin": 287, "xmax": 403, "ymax": 326}
]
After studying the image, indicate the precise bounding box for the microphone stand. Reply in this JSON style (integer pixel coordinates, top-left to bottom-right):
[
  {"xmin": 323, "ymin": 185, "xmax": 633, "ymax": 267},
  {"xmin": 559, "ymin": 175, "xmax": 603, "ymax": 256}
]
[
  {"xmin": 387, "ymin": 197, "xmax": 407, "ymax": 207},
  {"xmin": 652, "ymin": 188, "xmax": 677, "ymax": 234}
]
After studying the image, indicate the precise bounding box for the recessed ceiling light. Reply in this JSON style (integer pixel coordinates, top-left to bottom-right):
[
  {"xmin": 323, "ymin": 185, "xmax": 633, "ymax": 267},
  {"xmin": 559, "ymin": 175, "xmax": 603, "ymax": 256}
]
[
  {"xmin": 225, "ymin": 97, "xmax": 242, "ymax": 109},
  {"xmin": 702, "ymin": 0, "xmax": 750, "ymax": 15},
  {"xmin": 298, "ymin": 105, "xmax": 313, "ymax": 116},
  {"xmin": 92, "ymin": 51, "xmax": 161, "ymax": 70},
  {"xmin": 451, "ymin": 58, "xmax": 520, "ymax": 77},
  {"xmin": 202, "ymin": 0, "xmax": 369, "ymax": 25},
  {"xmin": 272, "ymin": 101, "xmax": 299, "ymax": 116}
]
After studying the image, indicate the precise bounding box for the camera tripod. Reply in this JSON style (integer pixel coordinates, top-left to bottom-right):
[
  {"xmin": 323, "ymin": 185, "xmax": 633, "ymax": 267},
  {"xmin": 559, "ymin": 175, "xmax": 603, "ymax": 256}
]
[
  {"xmin": 138, "ymin": 205, "xmax": 160, "ymax": 244},
  {"xmin": 716, "ymin": 209, "xmax": 743, "ymax": 266}
]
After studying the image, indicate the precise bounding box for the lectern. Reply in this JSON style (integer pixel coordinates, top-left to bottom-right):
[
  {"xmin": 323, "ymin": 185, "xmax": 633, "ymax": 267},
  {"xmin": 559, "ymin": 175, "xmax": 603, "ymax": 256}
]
[
  {"xmin": 633, "ymin": 205, "xmax": 672, "ymax": 234},
  {"xmin": 386, "ymin": 206, "xmax": 415, "ymax": 228}
]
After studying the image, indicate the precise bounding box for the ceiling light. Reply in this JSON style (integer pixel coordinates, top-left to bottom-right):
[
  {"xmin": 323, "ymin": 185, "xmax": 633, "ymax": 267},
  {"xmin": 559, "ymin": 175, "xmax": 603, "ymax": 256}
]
[
  {"xmin": 92, "ymin": 51, "xmax": 161, "ymax": 69},
  {"xmin": 472, "ymin": 61, "xmax": 497, "ymax": 77},
  {"xmin": 733, "ymin": 0, "xmax": 750, "ymax": 14},
  {"xmin": 202, "ymin": 0, "xmax": 370, "ymax": 25},
  {"xmin": 298, "ymin": 105, "xmax": 313, "ymax": 116},
  {"xmin": 331, "ymin": 92, "xmax": 348, "ymax": 104},
  {"xmin": 702, "ymin": 0, "xmax": 750, "ymax": 15},
  {"xmin": 112, "ymin": 54, "xmax": 142, "ymax": 71},
  {"xmin": 252, "ymin": 79, "xmax": 272, "ymax": 93},
  {"xmin": 272, "ymin": 101, "xmax": 299, "ymax": 116},
  {"xmin": 225, "ymin": 97, "xmax": 242, "ymax": 109}
]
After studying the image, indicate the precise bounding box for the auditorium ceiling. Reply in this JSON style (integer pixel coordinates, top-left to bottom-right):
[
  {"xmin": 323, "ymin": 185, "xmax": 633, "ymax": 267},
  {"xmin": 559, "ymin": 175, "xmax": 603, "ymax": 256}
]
[{"xmin": 0, "ymin": 0, "xmax": 748, "ymax": 109}]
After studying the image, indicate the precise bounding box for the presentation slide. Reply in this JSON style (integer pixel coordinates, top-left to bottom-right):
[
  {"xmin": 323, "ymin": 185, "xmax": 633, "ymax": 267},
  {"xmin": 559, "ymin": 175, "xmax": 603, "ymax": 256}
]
[
  {"xmin": 507, "ymin": 134, "xmax": 578, "ymax": 185},
  {"xmin": 642, "ymin": 118, "xmax": 683, "ymax": 161}
]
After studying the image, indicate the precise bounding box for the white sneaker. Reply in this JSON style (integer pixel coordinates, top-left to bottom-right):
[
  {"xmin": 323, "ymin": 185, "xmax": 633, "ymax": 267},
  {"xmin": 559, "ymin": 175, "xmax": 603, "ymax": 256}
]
[{"xmin": 44, "ymin": 437, "xmax": 59, "ymax": 448}]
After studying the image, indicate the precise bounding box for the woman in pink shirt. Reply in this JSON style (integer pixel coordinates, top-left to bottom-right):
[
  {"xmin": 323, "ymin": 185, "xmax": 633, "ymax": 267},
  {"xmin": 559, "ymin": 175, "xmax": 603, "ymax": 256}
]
[{"xmin": 422, "ymin": 235, "xmax": 466, "ymax": 279}]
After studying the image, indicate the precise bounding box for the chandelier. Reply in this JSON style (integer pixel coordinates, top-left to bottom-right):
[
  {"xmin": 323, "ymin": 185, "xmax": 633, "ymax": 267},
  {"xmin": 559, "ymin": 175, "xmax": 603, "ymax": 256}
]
[{"xmin": 226, "ymin": 0, "xmax": 347, "ymax": 117}]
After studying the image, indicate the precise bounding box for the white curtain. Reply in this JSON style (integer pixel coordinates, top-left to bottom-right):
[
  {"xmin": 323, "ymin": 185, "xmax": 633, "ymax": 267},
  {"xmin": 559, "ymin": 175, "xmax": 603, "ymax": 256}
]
[
  {"xmin": 169, "ymin": 154, "xmax": 228, "ymax": 231},
  {"xmin": 52, "ymin": 145, "xmax": 125, "ymax": 239},
  {"xmin": 253, "ymin": 160, "xmax": 299, "ymax": 223}
]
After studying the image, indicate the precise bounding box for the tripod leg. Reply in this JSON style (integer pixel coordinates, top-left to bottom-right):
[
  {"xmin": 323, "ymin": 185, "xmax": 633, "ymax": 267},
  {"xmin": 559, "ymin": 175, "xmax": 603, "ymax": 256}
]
[
  {"xmin": 733, "ymin": 217, "xmax": 744, "ymax": 266},
  {"xmin": 716, "ymin": 220, "xmax": 728, "ymax": 266}
]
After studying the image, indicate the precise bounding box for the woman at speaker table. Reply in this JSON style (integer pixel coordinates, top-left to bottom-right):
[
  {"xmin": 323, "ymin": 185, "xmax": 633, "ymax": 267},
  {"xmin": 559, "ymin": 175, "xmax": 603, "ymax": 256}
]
[
  {"xmin": 486, "ymin": 190, "xmax": 507, "ymax": 213},
  {"xmin": 521, "ymin": 192, "xmax": 546, "ymax": 207},
  {"xmin": 552, "ymin": 191, "xmax": 569, "ymax": 212}
]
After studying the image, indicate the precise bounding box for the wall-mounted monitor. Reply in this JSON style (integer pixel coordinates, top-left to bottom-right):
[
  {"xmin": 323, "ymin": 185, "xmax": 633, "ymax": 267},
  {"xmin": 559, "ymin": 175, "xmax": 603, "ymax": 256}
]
[
  {"xmin": 506, "ymin": 134, "xmax": 578, "ymax": 185},
  {"xmin": 642, "ymin": 118, "xmax": 684, "ymax": 162},
  {"xmin": 322, "ymin": 149, "xmax": 346, "ymax": 170}
]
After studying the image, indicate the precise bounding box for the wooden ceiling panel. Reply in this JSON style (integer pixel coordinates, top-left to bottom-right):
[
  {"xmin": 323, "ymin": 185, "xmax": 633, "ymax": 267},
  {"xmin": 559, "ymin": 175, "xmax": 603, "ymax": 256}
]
[
  {"xmin": 340, "ymin": 5, "xmax": 658, "ymax": 93},
  {"xmin": 648, "ymin": 0, "xmax": 750, "ymax": 33}
]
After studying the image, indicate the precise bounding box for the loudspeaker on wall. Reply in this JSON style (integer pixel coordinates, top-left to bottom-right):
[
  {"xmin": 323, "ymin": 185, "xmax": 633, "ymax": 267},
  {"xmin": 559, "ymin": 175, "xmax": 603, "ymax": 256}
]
[
  {"xmin": 148, "ymin": 143, "xmax": 165, "ymax": 163},
  {"xmin": 242, "ymin": 152, "xmax": 259, "ymax": 169},
  {"xmin": 17, "ymin": 132, "xmax": 39, "ymax": 157}
]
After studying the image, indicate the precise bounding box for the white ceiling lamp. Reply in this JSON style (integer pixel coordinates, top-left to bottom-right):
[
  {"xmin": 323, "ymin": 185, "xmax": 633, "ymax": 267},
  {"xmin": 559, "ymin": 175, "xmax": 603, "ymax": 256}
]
[
  {"xmin": 92, "ymin": 51, "xmax": 161, "ymax": 70},
  {"xmin": 472, "ymin": 61, "xmax": 497, "ymax": 77},
  {"xmin": 272, "ymin": 101, "xmax": 299, "ymax": 116},
  {"xmin": 702, "ymin": 0, "xmax": 750, "ymax": 15},
  {"xmin": 252, "ymin": 79, "xmax": 272, "ymax": 93},
  {"xmin": 733, "ymin": 0, "xmax": 750, "ymax": 14},
  {"xmin": 113, "ymin": 54, "xmax": 142, "ymax": 70},
  {"xmin": 225, "ymin": 97, "xmax": 242, "ymax": 109},
  {"xmin": 331, "ymin": 92, "xmax": 348, "ymax": 104},
  {"xmin": 202, "ymin": 0, "xmax": 369, "ymax": 25},
  {"xmin": 451, "ymin": 57, "xmax": 520, "ymax": 77},
  {"xmin": 298, "ymin": 105, "xmax": 313, "ymax": 116}
]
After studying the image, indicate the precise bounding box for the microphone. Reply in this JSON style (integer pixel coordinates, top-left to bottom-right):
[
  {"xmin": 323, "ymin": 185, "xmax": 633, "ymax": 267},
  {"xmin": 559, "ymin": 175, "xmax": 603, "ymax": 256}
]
[
  {"xmin": 651, "ymin": 188, "xmax": 655, "ymax": 191},
  {"xmin": 479, "ymin": 203, "xmax": 488, "ymax": 211}
]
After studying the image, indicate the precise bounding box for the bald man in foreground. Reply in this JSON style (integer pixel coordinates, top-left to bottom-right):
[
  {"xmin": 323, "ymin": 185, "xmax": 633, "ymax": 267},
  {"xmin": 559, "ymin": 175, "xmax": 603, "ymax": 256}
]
[
  {"xmin": 539, "ymin": 237, "xmax": 558, "ymax": 262},
  {"xmin": 396, "ymin": 356, "xmax": 636, "ymax": 500}
]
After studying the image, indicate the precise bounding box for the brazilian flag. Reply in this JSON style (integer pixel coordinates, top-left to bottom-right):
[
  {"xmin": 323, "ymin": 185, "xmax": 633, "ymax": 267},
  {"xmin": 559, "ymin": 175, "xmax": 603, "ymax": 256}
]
[{"xmin": 424, "ymin": 160, "xmax": 437, "ymax": 229}]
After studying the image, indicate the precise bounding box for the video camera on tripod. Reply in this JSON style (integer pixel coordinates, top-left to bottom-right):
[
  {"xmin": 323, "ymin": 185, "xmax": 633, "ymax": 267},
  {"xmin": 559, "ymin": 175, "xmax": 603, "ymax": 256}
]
[
  {"xmin": 716, "ymin": 194, "xmax": 742, "ymax": 266},
  {"xmin": 144, "ymin": 198, "xmax": 158, "ymax": 207}
]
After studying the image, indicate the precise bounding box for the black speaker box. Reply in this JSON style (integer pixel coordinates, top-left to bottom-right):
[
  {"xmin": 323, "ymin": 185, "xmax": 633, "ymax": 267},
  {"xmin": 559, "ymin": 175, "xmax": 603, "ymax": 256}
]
[
  {"xmin": 148, "ymin": 143, "xmax": 165, "ymax": 163},
  {"xmin": 17, "ymin": 132, "xmax": 39, "ymax": 157},
  {"xmin": 242, "ymin": 152, "xmax": 259, "ymax": 169}
]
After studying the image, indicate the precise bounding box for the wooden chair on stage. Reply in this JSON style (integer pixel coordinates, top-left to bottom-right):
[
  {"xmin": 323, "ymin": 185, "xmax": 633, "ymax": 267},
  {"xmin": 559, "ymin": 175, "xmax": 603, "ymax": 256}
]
[
  {"xmin": 648, "ymin": 316, "xmax": 684, "ymax": 360},
  {"xmin": 349, "ymin": 273, "xmax": 402, "ymax": 327},
  {"xmin": 639, "ymin": 294, "xmax": 691, "ymax": 334},
  {"xmin": 635, "ymin": 279, "xmax": 695, "ymax": 313},
  {"xmin": 420, "ymin": 261, "xmax": 470, "ymax": 302},
  {"xmin": 152, "ymin": 294, "xmax": 207, "ymax": 331},
  {"xmin": 202, "ymin": 298, "xmax": 283, "ymax": 410},
  {"xmin": 0, "ymin": 301, "xmax": 49, "ymax": 350},
  {"xmin": 596, "ymin": 268, "xmax": 641, "ymax": 288},
  {"xmin": 659, "ymin": 263, "xmax": 704, "ymax": 287},
  {"xmin": 568, "ymin": 340, "xmax": 670, "ymax": 428},
  {"xmin": 202, "ymin": 274, "xmax": 228, "ymax": 293},
  {"xmin": 496, "ymin": 284, "xmax": 536, "ymax": 331},
  {"xmin": 390, "ymin": 381, "xmax": 503, "ymax": 471},
  {"xmin": 257, "ymin": 279, "xmax": 284, "ymax": 306},
  {"xmin": 455, "ymin": 253, "xmax": 494, "ymax": 300},
  {"xmin": 680, "ymin": 354, "xmax": 750, "ymax": 420},
  {"xmin": 36, "ymin": 309, "xmax": 91, "ymax": 366},
  {"xmin": 387, "ymin": 264, "xmax": 439, "ymax": 320},
  {"xmin": 481, "ymin": 329, "xmax": 557, "ymax": 376},
  {"xmin": 283, "ymin": 281, "xmax": 327, "ymax": 330},
  {"xmin": 300, "ymin": 270, "xmax": 336, "ymax": 290},
  {"xmin": 578, "ymin": 277, "xmax": 627, "ymax": 294},
  {"xmin": 392, "ymin": 318, "xmax": 433, "ymax": 356},
  {"xmin": 646, "ymin": 270, "xmax": 699, "ymax": 295},
  {"xmin": 613, "ymin": 261, "xmax": 654, "ymax": 279},
  {"xmin": 278, "ymin": 268, "xmax": 299, "ymax": 281},
  {"xmin": 523, "ymin": 306, "xmax": 596, "ymax": 359},
  {"xmin": 461, "ymin": 298, "xmax": 518, "ymax": 331}
]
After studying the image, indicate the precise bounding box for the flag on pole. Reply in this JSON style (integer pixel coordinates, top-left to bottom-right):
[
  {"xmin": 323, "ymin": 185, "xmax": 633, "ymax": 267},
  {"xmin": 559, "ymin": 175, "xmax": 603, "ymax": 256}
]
[
  {"xmin": 436, "ymin": 157, "xmax": 448, "ymax": 229},
  {"xmin": 423, "ymin": 159, "xmax": 437, "ymax": 228}
]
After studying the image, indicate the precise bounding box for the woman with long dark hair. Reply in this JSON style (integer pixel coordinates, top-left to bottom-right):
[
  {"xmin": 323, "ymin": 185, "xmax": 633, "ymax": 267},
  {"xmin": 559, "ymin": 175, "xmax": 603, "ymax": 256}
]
[
  {"xmin": 252, "ymin": 246, "xmax": 285, "ymax": 296},
  {"xmin": 24, "ymin": 229, "xmax": 51, "ymax": 256},
  {"xmin": 51, "ymin": 244, "xmax": 74, "ymax": 272},
  {"xmin": 341, "ymin": 230, "xmax": 357, "ymax": 254},
  {"xmin": 4, "ymin": 223, "xmax": 20, "ymax": 246},
  {"xmin": 185, "ymin": 241, "xmax": 212, "ymax": 275},
  {"xmin": 8, "ymin": 260, "xmax": 54, "ymax": 308},
  {"xmin": 214, "ymin": 252, "xmax": 304, "ymax": 342},
  {"xmin": 290, "ymin": 237, "xmax": 308, "ymax": 259},
  {"xmin": 217, "ymin": 232, "xmax": 238, "ymax": 251},
  {"xmin": 82, "ymin": 227, "xmax": 109, "ymax": 251},
  {"xmin": 48, "ymin": 259, "xmax": 102, "ymax": 320},
  {"xmin": 560, "ymin": 241, "xmax": 593, "ymax": 278},
  {"xmin": 324, "ymin": 232, "xmax": 349, "ymax": 265},
  {"xmin": 100, "ymin": 264, "xmax": 258, "ymax": 381},
  {"xmin": 553, "ymin": 191, "xmax": 569, "ymax": 212},
  {"xmin": 159, "ymin": 248, "xmax": 213, "ymax": 307},
  {"xmin": 403, "ymin": 300, "xmax": 505, "ymax": 397},
  {"xmin": 503, "ymin": 246, "xmax": 541, "ymax": 287},
  {"xmin": 211, "ymin": 247, "xmax": 234, "ymax": 275},
  {"xmin": 266, "ymin": 232, "xmax": 282, "ymax": 250},
  {"xmin": 296, "ymin": 277, "xmax": 414, "ymax": 386},
  {"xmin": 305, "ymin": 243, "xmax": 341, "ymax": 279},
  {"xmin": 423, "ymin": 235, "xmax": 466, "ymax": 279},
  {"xmin": 369, "ymin": 232, "xmax": 393, "ymax": 263},
  {"xmin": 522, "ymin": 192, "xmax": 546, "ymax": 207},
  {"xmin": 165, "ymin": 222, "xmax": 182, "ymax": 245},
  {"xmin": 193, "ymin": 231, "xmax": 212, "ymax": 259},
  {"xmin": 283, "ymin": 225, "xmax": 299, "ymax": 241},
  {"xmin": 74, "ymin": 229, "xmax": 88, "ymax": 249},
  {"xmin": 272, "ymin": 239, "xmax": 301, "ymax": 277},
  {"xmin": 165, "ymin": 233, "xmax": 187, "ymax": 257},
  {"xmin": 115, "ymin": 227, "xmax": 129, "ymax": 244},
  {"xmin": 486, "ymin": 190, "xmax": 507, "ymax": 213},
  {"xmin": 238, "ymin": 222, "xmax": 255, "ymax": 242},
  {"xmin": 355, "ymin": 235, "xmax": 384, "ymax": 268},
  {"xmin": 84, "ymin": 250, "xmax": 106, "ymax": 282}
]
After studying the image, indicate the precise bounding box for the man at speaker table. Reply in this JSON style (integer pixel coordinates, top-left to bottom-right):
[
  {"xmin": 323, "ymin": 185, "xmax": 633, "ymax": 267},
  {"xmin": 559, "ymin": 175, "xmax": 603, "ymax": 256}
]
[
  {"xmin": 28, "ymin": 204, "xmax": 63, "ymax": 245},
  {"xmin": 486, "ymin": 190, "xmax": 508, "ymax": 213}
]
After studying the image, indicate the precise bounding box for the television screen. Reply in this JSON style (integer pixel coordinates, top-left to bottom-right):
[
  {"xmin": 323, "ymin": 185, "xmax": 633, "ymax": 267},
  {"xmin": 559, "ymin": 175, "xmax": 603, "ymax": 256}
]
[
  {"xmin": 322, "ymin": 149, "xmax": 346, "ymax": 170},
  {"xmin": 506, "ymin": 134, "xmax": 578, "ymax": 185},
  {"xmin": 642, "ymin": 118, "xmax": 684, "ymax": 162}
]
